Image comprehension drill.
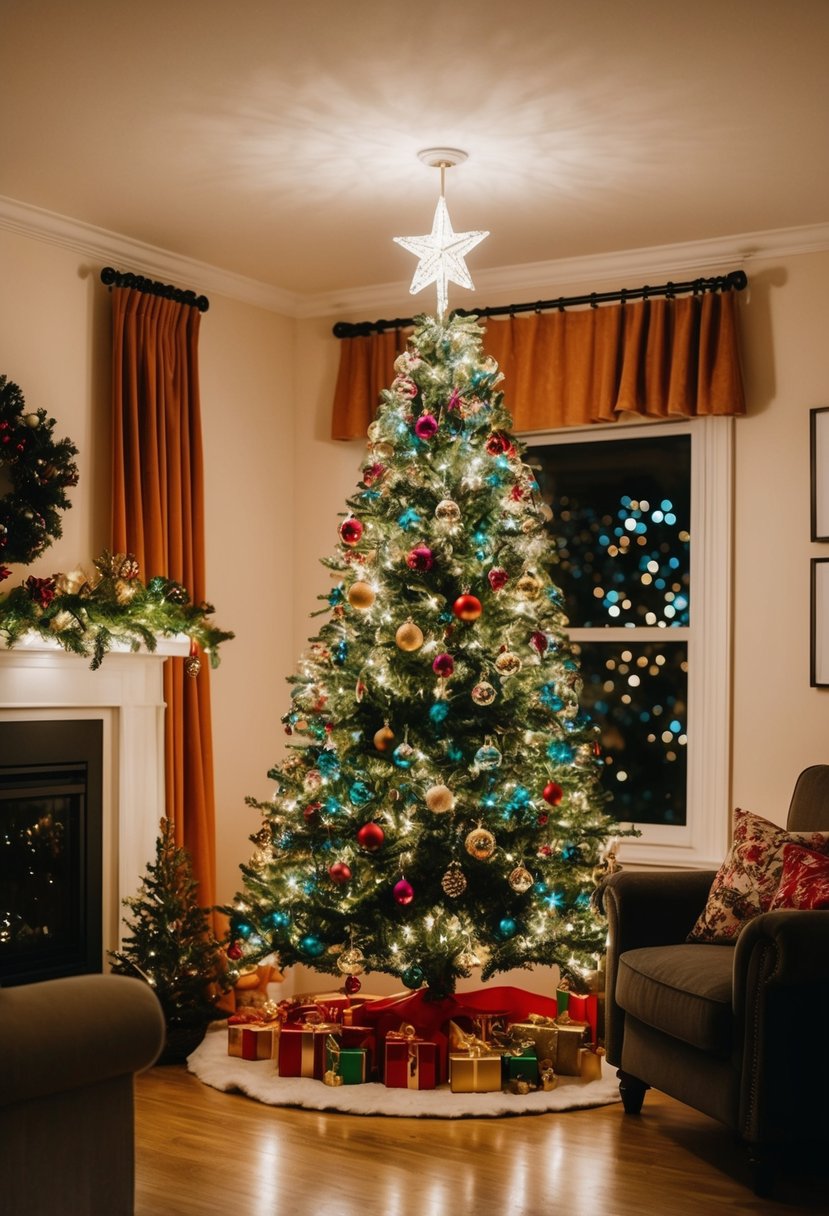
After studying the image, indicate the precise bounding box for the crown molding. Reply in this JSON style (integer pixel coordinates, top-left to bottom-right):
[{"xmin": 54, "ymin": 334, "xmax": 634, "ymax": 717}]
[
  {"xmin": 2, "ymin": 192, "xmax": 828, "ymax": 322},
  {"xmin": 0, "ymin": 194, "xmax": 302, "ymax": 316}
]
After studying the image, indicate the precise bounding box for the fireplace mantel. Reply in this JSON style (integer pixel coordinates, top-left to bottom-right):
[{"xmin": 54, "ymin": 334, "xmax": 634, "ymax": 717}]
[{"xmin": 0, "ymin": 634, "xmax": 189, "ymax": 964}]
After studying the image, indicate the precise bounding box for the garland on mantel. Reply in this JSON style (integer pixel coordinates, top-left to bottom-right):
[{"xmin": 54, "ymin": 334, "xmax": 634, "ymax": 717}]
[{"xmin": 0, "ymin": 550, "xmax": 234, "ymax": 672}]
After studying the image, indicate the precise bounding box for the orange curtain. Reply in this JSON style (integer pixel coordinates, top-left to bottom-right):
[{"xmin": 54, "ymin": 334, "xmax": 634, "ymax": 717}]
[
  {"xmin": 109, "ymin": 287, "xmax": 216, "ymax": 910},
  {"xmin": 330, "ymin": 292, "xmax": 745, "ymax": 440}
]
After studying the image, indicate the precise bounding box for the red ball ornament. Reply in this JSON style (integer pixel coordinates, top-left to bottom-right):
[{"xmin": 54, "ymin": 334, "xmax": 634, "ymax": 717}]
[
  {"xmin": 414, "ymin": 414, "xmax": 439, "ymax": 439},
  {"xmin": 543, "ymin": 782, "xmax": 564, "ymax": 806},
  {"xmin": 406, "ymin": 544, "xmax": 434, "ymax": 572},
  {"xmin": 328, "ymin": 861, "xmax": 352, "ymax": 885},
  {"xmin": 304, "ymin": 801, "xmax": 322, "ymax": 824},
  {"xmin": 453, "ymin": 594, "xmax": 483, "ymax": 622},
  {"xmin": 486, "ymin": 430, "xmax": 513, "ymax": 455},
  {"xmin": 487, "ymin": 567, "xmax": 509, "ymax": 591},
  {"xmin": 356, "ymin": 821, "xmax": 385, "ymax": 851},
  {"xmin": 393, "ymin": 877, "xmax": 414, "ymax": 906},
  {"xmin": 432, "ymin": 652, "xmax": 455, "ymax": 677},
  {"xmin": 530, "ymin": 630, "xmax": 549, "ymax": 655},
  {"xmin": 344, "ymin": 974, "xmax": 362, "ymax": 994},
  {"xmin": 227, "ymin": 941, "xmax": 243, "ymax": 961},
  {"xmin": 339, "ymin": 517, "xmax": 363, "ymax": 546}
]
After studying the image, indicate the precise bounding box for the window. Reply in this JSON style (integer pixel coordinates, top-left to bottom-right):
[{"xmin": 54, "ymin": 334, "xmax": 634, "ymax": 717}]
[{"xmin": 525, "ymin": 418, "xmax": 732, "ymax": 868}]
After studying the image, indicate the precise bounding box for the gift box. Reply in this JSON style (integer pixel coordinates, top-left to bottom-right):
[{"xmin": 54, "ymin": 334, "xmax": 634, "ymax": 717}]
[
  {"xmin": 505, "ymin": 1050, "xmax": 538, "ymax": 1085},
  {"xmin": 325, "ymin": 1036, "xmax": 368, "ymax": 1084},
  {"xmin": 580, "ymin": 1046, "xmax": 605, "ymax": 1082},
  {"xmin": 567, "ymin": 993, "xmax": 599, "ymax": 1044},
  {"xmin": 385, "ymin": 1034, "xmax": 438, "ymax": 1090},
  {"xmin": 227, "ymin": 1022, "xmax": 278, "ymax": 1061},
  {"xmin": 449, "ymin": 1052, "xmax": 503, "ymax": 1094},
  {"xmin": 339, "ymin": 1024, "xmax": 377, "ymax": 1076},
  {"xmin": 505, "ymin": 1018, "xmax": 558, "ymax": 1064},
  {"xmin": 556, "ymin": 984, "xmax": 570, "ymax": 1017},
  {"xmin": 554, "ymin": 1017, "xmax": 588, "ymax": 1075},
  {"xmin": 277, "ymin": 1023, "xmax": 340, "ymax": 1078}
]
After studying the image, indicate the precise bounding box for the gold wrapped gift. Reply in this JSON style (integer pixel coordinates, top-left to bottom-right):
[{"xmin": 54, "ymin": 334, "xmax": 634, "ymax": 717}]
[
  {"xmin": 505, "ymin": 1019, "xmax": 558, "ymax": 1064},
  {"xmin": 449, "ymin": 1051, "xmax": 502, "ymax": 1094},
  {"xmin": 554, "ymin": 1016, "xmax": 589, "ymax": 1075}
]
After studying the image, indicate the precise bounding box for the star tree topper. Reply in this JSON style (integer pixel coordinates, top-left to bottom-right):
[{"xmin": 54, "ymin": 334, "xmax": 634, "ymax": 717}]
[{"xmin": 394, "ymin": 194, "xmax": 488, "ymax": 317}]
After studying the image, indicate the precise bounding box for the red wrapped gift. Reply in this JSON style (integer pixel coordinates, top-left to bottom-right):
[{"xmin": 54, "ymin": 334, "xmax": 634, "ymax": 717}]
[
  {"xmin": 384, "ymin": 1028, "xmax": 437, "ymax": 1090},
  {"xmin": 277, "ymin": 1023, "xmax": 340, "ymax": 1078},
  {"xmin": 339, "ymin": 1024, "xmax": 377, "ymax": 1077},
  {"xmin": 566, "ymin": 993, "xmax": 599, "ymax": 1044},
  {"xmin": 228, "ymin": 1023, "xmax": 278, "ymax": 1060}
]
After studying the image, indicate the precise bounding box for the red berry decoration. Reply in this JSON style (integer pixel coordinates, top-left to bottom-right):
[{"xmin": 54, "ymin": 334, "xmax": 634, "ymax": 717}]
[
  {"xmin": 453, "ymin": 593, "xmax": 483, "ymax": 621},
  {"xmin": 432, "ymin": 652, "xmax": 455, "ymax": 678},
  {"xmin": 344, "ymin": 974, "xmax": 362, "ymax": 994},
  {"xmin": 339, "ymin": 517, "xmax": 363, "ymax": 546},
  {"xmin": 393, "ymin": 878, "xmax": 414, "ymax": 906},
  {"xmin": 356, "ymin": 822, "xmax": 385, "ymax": 851},
  {"xmin": 328, "ymin": 861, "xmax": 352, "ymax": 885},
  {"xmin": 414, "ymin": 414, "xmax": 438, "ymax": 439},
  {"xmin": 487, "ymin": 567, "xmax": 509, "ymax": 591},
  {"xmin": 543, "ymin": 781, "xmax": 564, "ymax": 806},
  {"xmin": 406, "ymin": 544, "xmax": 434, "ymax": 572}
]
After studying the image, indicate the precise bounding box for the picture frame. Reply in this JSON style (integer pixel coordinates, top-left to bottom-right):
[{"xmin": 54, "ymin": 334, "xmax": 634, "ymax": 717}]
[
  {"xmin": 810, "ymin": 407, "xmax": 829, "ymax": 541},
  {"xmin": 810, "ymin": 558, "xmax": 829, "ymax": 687}
]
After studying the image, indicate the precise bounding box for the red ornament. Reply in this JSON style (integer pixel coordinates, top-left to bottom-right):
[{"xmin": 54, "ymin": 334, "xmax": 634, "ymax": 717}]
[
  {"xmin": 486, "ymin": 430, "xmax": 513, "ymax": 455},
  {"xmin": 537, "ymin": 812, "xmax": 549, "ymax": 826},
  {"xmin": 487, "ymin": 567, "xmax": 509, "ymax": 591},
  {"xmin": 543, "ymin": 782, "xmax": 564, "ymax": 806},
  {"xmin": 303, "ymin": 801, "xmax": 322, "ymax": 823},
  {"xmin": 362, "ymin": 462, "xmax": 386, "ymax": 485},
  {"xmin": 453, "ymin": 594, "xmax": 483, "ymax": 622},
  {"xmin": 339, "ymin": 517, "xmax": 363, "ymax": 546},
  {"xmin": 24, "ymin": 575, "xmax": 57, "ymax": 608},
  {"xmin": 432, "ymin": 653, "xmax": 455, "ymax": 678},
  {"xmin": 227, "ymin": 941, "xmax": 243, "ymax": 961},
  {"xmin": 530, "ymin": 631, "xmax": 549, "ymax": 655},
  {"xmin": 537, "ymin": 845, "xmax": 553, "ymax": 858},
  {"xmin": 344, "ymin": 974, "xmax": 362, "ymax": 994},
  {"xmin": 414, "ymin": 414, "xmax": 438, "ymax": 439},
  {"xmin": 406, "ymin": 544, "xmax": 434, "ymax": 572},
  {"xmin": 328, "ymin": 861, "xmax": 353, "ymax": 885},
  {"xmin": 393, "ymin": 878, "xmax": 414, "ymax": 906},
  {"xmin": 356, "ymin": 822, "xmax": 385, "ymax": 851}
]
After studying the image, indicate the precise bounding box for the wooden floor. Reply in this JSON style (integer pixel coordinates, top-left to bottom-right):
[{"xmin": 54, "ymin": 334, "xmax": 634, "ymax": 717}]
[{"xmin": 135, "ymin": 1066, "xmax": 827, "ymax": 1216}]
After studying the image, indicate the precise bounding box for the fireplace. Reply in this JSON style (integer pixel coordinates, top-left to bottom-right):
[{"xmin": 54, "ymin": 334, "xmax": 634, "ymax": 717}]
[{"xmin": 0, "ymin": 719, "xmax": 103, "ymax": 986}]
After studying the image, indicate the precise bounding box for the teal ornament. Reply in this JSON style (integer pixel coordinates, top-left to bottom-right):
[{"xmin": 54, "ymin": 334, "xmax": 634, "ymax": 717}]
[
  {"xmin": 547, "ymin": 740, "xmax": 574, "ymax": 765},
  {"xmin": 397, "ymin": 508, "xmax": 421, "ymax": 531},
  {"xmin": 328, "ymin": 585, "xmax": 345, "ymax": 606},
  {"xmin": 474, "ymin": 742, "xmax": 502, "ymax": 770},
  {"xmin": 235, "ymin": 922, "xmax": 253, "ymax": 939},
  {"xmin": 393, "ymin": 742, "xmax": 414, "ymax": 768},
  {"xmin": 317, "ymin": 750, "xmax": 340, "ymax": 776},
  {"xmin": 332, "ymin": 640, "xmax": 348, "ymax": 665},
  {"xmin": 267, "ymin": 910, "xmax": 290, "ymax": 929},
  {"xmin": 349, "ymin": 780, "xmax": 372, "ymax": 805},
  {"xmin": 497, "ymin": 917, "xmax": 518, "ymax": 939},
  {"xmin": 299, "ymin": 934, "xmax": 325, "ymax": 958},
  {"xmin": 402, "ymin": 964, "xmax": 425, "ymax": 989},
  {"xmin": 429, "ymin": 702, "xmax": 450, "ymax": 725}
]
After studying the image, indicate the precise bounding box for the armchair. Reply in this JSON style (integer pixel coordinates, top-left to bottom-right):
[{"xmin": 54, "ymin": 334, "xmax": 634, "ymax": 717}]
[{"xmin": 600, "ymin": 765, "xmax": 829, "ymax": 1195}]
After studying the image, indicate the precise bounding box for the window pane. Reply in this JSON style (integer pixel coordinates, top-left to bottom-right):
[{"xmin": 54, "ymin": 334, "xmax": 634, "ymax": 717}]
[
  {"xmin": 573, "ymin": 640, "xmax": 688, "ymax": 827},
  {"xmin": 532, "ymin": 434, "xmax": 691, "ymax": 628}
]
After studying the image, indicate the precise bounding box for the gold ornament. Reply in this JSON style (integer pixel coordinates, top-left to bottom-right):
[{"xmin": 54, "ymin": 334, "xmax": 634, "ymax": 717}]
[
  {"xmin": 425, "ymin": 784, "xmax": 455, "ymax": 814},
  {"xmin": 371, "ymin": 440, "xmax": 394, "ymax": 461},
  {"xmin": 395, "ymin": 620, "xmax": 424, "ymax": 651},
  {"xmin": 495, "ymin": 651, "xmax": 522, "ymax": 677},
  {"xmin": 516, "ymin": 573, "xmax": 542, "ymax": 600},
  {"xmin": 336, "ymin": 946, "xmax": 365, "ymax": 975},
  {"xmin": 435, "ymin": 498, "xmax": 461, "ymax": 524},
  {"xmin": 23, "ymin": 412, "xmax": 41, "ymax": 428},
  {"xmin": 471, "ymin": 681, "xmax": 496, "ymax": 706},
  {"xmin": 465, "ymin": 827, "xmax": 496, "ymax": 860},
  {"xmin": 508, "ymin": 865, "xmax": 534, "ymax": 894},
  {"xmin": 347, "ymin": 581, "xmax": 376, "ymax": 610},
  {"xmin": 184, "ymin": 653, "xmax": 202, "ymax": 678},
  {"xmin": 373, "ymin": 724, "xmax": 395, "ymax": 751},
  {"xmin": 441, "ymin": 861, "xmax": 467, "ymax": 898},
  {"xmin": 323, "ymin": 1070, "xmax": 344, "ymax": 1087}
]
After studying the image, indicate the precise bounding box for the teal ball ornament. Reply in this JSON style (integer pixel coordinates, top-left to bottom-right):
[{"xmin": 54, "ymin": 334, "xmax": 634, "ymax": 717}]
[
  {"xmin": 402, "ymin": 964, "xmax": 425, "ymax": 989},
  {"xmin": 299, "ymin": 934, "xmax": 325, "ymax": 957},
  {"xmin": 497, "ymin": 917, "xmax": 518, "ymax": 939}
]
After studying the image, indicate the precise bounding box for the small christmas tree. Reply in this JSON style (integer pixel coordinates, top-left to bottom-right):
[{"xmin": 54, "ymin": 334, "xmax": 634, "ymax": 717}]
[
  {"xmin": 229, "ymin": 312, "xmax": 632, "ymax": 999},
  {"xmin": 110, "ymin": 818, "xmax": 227, "ymax": 1030}
]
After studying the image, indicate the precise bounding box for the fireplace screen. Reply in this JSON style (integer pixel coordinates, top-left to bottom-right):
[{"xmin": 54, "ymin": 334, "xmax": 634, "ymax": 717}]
[{"xmin": 0, "ymin": 720, "xmax": 102, "ymax": 986}]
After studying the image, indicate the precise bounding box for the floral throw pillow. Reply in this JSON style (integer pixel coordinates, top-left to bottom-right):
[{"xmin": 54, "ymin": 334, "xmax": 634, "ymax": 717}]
[
  {"xmin": 769, "ymin": 844, "xmax": 829, "ymax": 910},
  {"xmin": 687, "ymin": 808, "xmax": 829, "ymax": 943}
]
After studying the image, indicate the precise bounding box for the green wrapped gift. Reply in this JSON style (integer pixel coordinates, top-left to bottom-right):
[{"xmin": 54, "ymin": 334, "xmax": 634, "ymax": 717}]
[
  {"xmin": 325, "ymin": 1036, "xmax": 367, "ymax": 1084},
  {"xmin": 506, "ymin": 1050, "xmax": 538, "ymax": 1085}
]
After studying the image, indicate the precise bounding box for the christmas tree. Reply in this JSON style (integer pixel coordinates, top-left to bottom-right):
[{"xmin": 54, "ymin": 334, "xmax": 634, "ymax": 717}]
[
  {"xmin": 110, "ymin": 818, "xmax": 228, "ymax": 1029},
  {"xmin": 230, "ymin": 310, "xmax": 630, "ymax": 999}
]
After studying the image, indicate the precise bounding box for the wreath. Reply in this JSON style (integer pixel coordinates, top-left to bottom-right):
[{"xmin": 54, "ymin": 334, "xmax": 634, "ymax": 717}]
[{"xmin": 0, "ymin": 375, "xmax": 79, "ymax": 570}]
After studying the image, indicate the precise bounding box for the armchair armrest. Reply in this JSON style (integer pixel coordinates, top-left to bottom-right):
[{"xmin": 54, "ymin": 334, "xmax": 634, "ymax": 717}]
[
  {"xmin": 734, "ymin": 908, "xmax": 829, "ymax": 1012},
  {"xmin": 0, "ymin": 974, "xmax": 165, "ymax": 1108}
]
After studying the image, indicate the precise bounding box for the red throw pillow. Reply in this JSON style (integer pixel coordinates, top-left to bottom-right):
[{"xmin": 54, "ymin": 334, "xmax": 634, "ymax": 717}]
[
  {"xmin": 687, "ymin": 807, "xmax": 829, "ymax": 943},
  {"xmin": 769, "ymin": 843, "xmax": 829, "ymax": 910}
]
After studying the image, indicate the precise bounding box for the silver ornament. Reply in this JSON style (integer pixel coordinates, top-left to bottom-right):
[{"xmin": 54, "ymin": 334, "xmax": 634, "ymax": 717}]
[{"xmin": 336, "ymin": 946, "xmax": 366, "ymax": 975}]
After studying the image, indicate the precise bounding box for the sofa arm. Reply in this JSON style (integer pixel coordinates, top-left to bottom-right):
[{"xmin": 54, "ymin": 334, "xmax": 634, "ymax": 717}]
[
  {"xmin": 0, "ymin": 974, "xmax": 165, "ymax": 1108},
  {"xmin": 734, "ymin": 909, "xmax": 829, "ymax": 1009}
]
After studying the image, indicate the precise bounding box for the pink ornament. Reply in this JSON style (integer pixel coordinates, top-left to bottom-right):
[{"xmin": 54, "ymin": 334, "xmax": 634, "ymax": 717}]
[
  {"xmin": 414, "ymin": 414, "xmax": 438, "ymax": 440},
  {"xmin": 362, "ymin": 462, "xmax": 386, "ymax": 486},
  {"xmin": 432, "ymin": 653, "xmax": 455, "ymax": 678},
  {"xmin": 339, "ymin": 517, "xmax": 363, "ymax": 546},
  {"xmin": 393, "ymin": 878, "xmax": 414, "ymax": 906},
  {"xmin": 406, "ymin": 544, "xmax": 434, "ymax": 572},
  {"xmin": 488, "ymin": 567, "xmax": 509, "ymax": 591},
  {"xmin": 530, "ymin": 631, "xmax": 549, "ymax": 655}
]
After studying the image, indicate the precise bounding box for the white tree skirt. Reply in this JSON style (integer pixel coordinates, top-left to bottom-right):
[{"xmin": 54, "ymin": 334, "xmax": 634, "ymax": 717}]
[{"xmin": 187, "ymin": 1024, "xmax": 621, "ymax": 1119}]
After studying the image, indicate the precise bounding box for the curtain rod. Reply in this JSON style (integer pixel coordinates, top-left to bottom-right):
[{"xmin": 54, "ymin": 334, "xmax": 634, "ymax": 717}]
[
  {"xmin": 100, "ymin": 267, "xmax": 210, "ymax": 313},
  {"xmin": 332, "ymin": 269, "xmax": 748, "ymax": 338}
]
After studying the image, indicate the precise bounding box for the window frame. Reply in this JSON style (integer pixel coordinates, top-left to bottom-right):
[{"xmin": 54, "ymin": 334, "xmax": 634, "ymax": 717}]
[{"xmin": 522, "ymin": 416, "xmax": 732, "ymax": 870}]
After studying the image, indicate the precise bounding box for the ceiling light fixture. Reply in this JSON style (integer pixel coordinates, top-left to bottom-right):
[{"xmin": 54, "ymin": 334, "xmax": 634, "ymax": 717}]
[{"xmin": 394, "ymin": 147, "xmax": 488, "ymax": 318}]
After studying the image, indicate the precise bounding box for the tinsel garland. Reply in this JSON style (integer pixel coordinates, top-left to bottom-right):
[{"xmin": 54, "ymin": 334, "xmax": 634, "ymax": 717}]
[{"xmin": 0, "ymin": 550, "xmax": 233, "ymax": 670}]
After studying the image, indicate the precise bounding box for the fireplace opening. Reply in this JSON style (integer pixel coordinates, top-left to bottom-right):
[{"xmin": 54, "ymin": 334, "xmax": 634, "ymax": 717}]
[{"xmin": 0, "ymin": 719, "xmax": 103, "ymax": 986}]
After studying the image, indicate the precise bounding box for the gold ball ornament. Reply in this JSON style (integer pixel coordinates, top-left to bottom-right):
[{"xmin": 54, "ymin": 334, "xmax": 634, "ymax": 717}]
[
  {"xmin": 495, "ymin": 651, "xmax": 522, "ymax": 677},
  {"xmin": 395, "ymin": 620, "xmax": 424, "ymax": 652},
  {"xmin": 371, "ymin": 440, "xmax": 394, "ymax": 460},
  {"xmin": 441, "ymin": 861, "xmax": 467, "ymax": 898},
  {"xmin": 516, "ymin": 573, "xmax": 542, "ymax": 600},
  {"xmin": 336, "ymin": 946, "xmax": 366, "ymax": 975},
  {"xmin": 347, "ymin": 581, "xmax": 376, "ymax": 610},
  {"xmin": 373, "ymin": 724, "xmax": 395, "ymax": 751},
  {"xmin": 471, "ymin": 681, "xmax": 497, "ymax": 706},
  {"xmin": 23, "ymin": 412, "xmax": 41, "ymax": 428},
  {"xmin": 465, "ymin": 827, "xmax": 496, "ymax": 861},
  {"xmin": 508, "ymin": 865, "xmax": 534, "ymax": 894},
  {"xmin": 435, "ymin": 498, "xmax": 462, "ymax": 524},
  {"xmin": 425, "ymin": 784, "xmax": 455, "ymax": 814}
]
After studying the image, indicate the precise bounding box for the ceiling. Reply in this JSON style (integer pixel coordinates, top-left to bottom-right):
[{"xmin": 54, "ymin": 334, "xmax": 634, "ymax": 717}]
[{"xmin": 4, "ymin": 1, "xmax": 829, "ymax": 306}]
